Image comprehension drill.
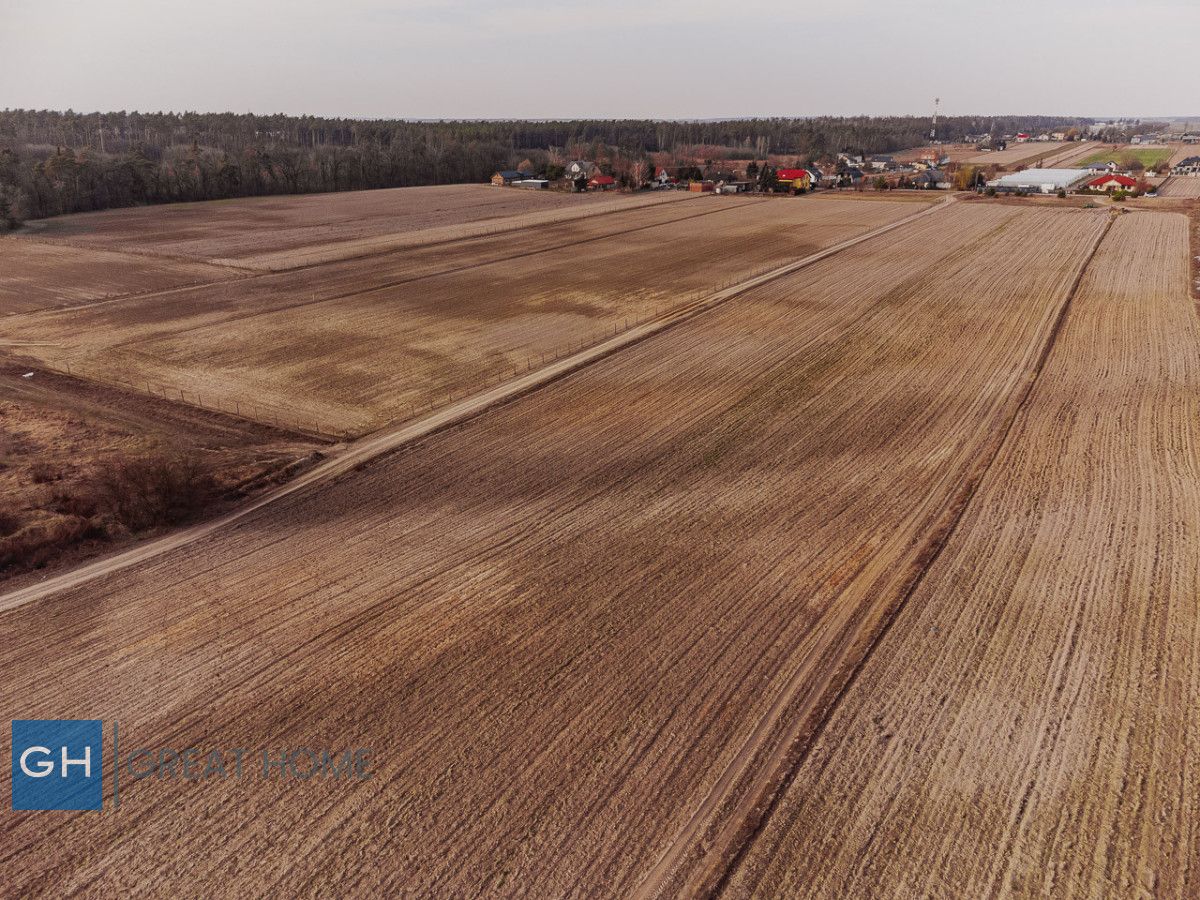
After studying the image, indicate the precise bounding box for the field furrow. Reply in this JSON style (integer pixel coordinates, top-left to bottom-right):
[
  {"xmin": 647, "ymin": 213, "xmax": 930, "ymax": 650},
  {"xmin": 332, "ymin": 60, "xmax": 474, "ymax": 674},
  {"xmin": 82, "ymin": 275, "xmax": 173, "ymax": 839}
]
[
  {"xmin": 0, "ymin": 239, "xmax": 236, "ymax": 314},
  {"xmin": 0, "ymin": 203, "xmax": 1109, "ymax": 897},
  {"xmin": 723, "ymin": 211, "xmax": 1200, "ymax": 899},
  {"xmin": 0, "ymin": 196, "xmax": 930, "ymax": 436},
  {"xmin": 1157, "ymin": 176, "xmax": 1200, "ymax": 198}
]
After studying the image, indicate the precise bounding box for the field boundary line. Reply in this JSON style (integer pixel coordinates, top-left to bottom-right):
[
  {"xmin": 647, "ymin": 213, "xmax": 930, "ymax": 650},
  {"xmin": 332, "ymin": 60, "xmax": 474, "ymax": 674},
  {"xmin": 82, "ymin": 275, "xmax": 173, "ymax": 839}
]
[
  {"xmin": 218, "ymin": 191, "xmax": 708, "ymax": 272},
  {"xmin": 119, "ymin": 197, "xmax": 775, "ymax": 344},
  {"xmin": 2, "ymin": 270, "xmax": 258, "ymax": 321},
  {"xmin": 7, "ymin": 230, "xmax": 261, "ymax": 273},
  {"xmin": 0, "ymin": 195, "xmax": 952, "ymax": 613},
  {"xmin": 650, "ymin": 210, "xmax": 1115, "ymax": 900}
]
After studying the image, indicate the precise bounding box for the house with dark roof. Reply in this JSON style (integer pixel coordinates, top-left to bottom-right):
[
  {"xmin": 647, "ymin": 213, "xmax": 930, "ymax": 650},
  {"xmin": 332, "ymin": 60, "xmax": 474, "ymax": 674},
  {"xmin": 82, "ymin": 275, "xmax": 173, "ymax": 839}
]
[
  {"xmin": 913, "ymin": 168, "xmax": 949, "ymax": 189},
  {"xmin": 1172, "ymin": 156, "xmax": 1200, "ymax": 175},
  {"xmin": 565, "ymin": 160, "xmax": 598, "ymax": 179}
]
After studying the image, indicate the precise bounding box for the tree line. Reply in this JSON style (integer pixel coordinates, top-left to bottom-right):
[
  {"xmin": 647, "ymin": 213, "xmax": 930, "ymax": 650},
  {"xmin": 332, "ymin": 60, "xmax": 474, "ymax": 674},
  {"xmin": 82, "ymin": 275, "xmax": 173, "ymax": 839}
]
[{"xmin": 0, "ymin": 109, "xmax": 1093, "ymax": 228}]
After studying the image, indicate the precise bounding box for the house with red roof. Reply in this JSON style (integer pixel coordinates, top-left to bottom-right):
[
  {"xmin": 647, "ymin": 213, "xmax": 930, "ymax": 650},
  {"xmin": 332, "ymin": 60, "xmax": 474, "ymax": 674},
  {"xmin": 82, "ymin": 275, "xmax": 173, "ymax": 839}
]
[
  {"xmin": 774, "ymin": 168, "xmax": 812, "ymax": 193},
  {"xmin": 587, "ymin": 174, "xmax": 616, "ymax": 191},
  {"xmin": 1086, "ymin": 174, "xmax": 1138, "ymax": 193}
]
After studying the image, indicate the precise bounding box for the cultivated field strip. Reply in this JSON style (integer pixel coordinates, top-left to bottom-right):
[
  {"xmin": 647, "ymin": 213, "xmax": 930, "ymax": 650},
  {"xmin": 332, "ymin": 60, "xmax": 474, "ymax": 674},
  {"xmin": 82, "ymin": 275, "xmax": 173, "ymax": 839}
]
[
  {"xmin": 965, "ymin": 142, "xmax": 1073, "ymax": 167},
  {"xmin": 0, "ymin": 238, "xmax": 235, "ymax": 314},
  {"xmin": 223, "ymin": 191, "xmax": 703, "ymax": 271},
  {"xmin": 723, "ymin": 212, "xmax": 1199, "ymax": 898},
  {"xmin": 1039, "ymin": 141, "xmax": 1103, "ymax": 169},
  {"xmin": 1157, "ymin": 175, "xmax": 1200, "ymax": 198},
  {"xmin": 1169, "ymin": 144, "xmax": 1198, "ymax": 166},
  {"xmin": 0, "ymin": 196, "xmax": 929, "ymax": 436},
  {"xmin": 0, "ymin": 204, "xmax": 1110, "ymax": 897},
  {"xmin": 23, "ymin": 184, "xmax": 696, "ymax": 268}
]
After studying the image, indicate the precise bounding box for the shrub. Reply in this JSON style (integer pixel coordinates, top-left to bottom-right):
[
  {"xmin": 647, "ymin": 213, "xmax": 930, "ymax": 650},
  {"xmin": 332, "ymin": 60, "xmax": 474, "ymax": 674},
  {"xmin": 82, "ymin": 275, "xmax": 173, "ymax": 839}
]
[
  {"xmin": 90, "ymin": 453, "xmax": 217, "ymax": 532},
  {"xmin": 0, "ymin": 515, "xmax": 99, "ymax": 571},
  {"xmin": 1057, "ymin": 189, "xmax": 1067, "ymax": 199},
  {"xmin": 985, "ymin": 186, "xmax": 997, "ymax": 197},
  {"xmin": 0, "ymin": 506, "xmax": 20, "ymax": 537}
]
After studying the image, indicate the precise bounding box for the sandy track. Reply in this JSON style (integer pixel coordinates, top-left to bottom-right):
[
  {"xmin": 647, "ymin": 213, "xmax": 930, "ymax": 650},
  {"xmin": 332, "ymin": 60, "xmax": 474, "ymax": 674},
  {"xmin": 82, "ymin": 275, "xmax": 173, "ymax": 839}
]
[
  {"xmin": 723, "ymin": 211, "xmax": 1199, "ymax": 898},
  {"xmin": 0, "ymin": 203, "xmax": 1110, "ymax": 896},
  {"xmin": 0, "ymin": 196, "xmax": 930, "ymax": 436}
]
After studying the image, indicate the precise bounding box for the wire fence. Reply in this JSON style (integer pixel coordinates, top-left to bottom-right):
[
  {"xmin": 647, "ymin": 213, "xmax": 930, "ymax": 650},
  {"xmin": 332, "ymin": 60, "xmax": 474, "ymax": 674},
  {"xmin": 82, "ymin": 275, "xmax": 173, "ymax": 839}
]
[{"xmin": 38, "ymin": 360, "xmax": 352, "ymax": 442}]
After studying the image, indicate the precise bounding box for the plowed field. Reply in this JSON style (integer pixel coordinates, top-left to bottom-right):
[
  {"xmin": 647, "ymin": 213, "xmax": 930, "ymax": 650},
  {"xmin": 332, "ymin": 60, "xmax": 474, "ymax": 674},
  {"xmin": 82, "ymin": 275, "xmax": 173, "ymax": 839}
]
[
  {"xmin": 0, "ymin": 202, "xmax": 1112, "ymax": 896},
  {"xmin": 965, "ymin": 142, "xmax": 1073, "ymax": 167},
  {"xmin": 0, "ymin": 195, "xmax": 931, "ymax": 436},
  {"xmin": 724, "ymin": 211, "xmax": 1200, "ymax": 899},
  {"xmin": 0, "ymin": 238, "xmax": 234, "ymax": 314},
  {"xmin": 1157, "ymin": 175, "xmax": 1200, "ymax": 198},
  {"xmin": 21, "ymin": 183, "xmax": 690, "ymax": 268}
]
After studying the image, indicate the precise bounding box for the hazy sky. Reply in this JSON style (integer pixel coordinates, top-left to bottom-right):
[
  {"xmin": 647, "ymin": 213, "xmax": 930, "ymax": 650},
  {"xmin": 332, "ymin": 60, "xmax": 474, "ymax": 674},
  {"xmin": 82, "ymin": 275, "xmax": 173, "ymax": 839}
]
[{"xmin": 2, "ymin": 0, "xmax": 1196, "ymax": 120}]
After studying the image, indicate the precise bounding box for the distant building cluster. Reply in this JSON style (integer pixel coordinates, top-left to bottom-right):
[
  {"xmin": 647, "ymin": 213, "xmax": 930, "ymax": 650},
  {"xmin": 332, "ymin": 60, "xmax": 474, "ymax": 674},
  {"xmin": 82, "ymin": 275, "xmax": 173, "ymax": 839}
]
[{"xmin": 489, "ymin": 149, "xmax": 956, "ymax": 197}]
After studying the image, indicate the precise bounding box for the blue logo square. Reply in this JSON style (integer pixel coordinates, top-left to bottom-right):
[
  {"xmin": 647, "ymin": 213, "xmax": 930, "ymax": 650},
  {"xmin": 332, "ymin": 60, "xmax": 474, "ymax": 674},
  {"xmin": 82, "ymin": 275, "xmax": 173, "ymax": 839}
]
[{"xmin": 11, "ymin": 720, "xmax": 103, "ymax": 811}]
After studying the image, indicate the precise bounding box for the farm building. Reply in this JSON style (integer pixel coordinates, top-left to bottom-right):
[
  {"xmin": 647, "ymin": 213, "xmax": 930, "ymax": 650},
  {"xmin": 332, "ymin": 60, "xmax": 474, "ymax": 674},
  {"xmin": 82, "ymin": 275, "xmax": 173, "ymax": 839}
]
[
  {"xmin": 1172, "ymin": 156, "xmax": 1200, "ymax": 175},
  {"xmin": 511, "ymin": 179, "xmax": 548, "ymax": 190},
  {"xmin": 587, "ymin": 175, "xmax": 616, "ymax": 191},
  {"xmin": 1086, "ymin": 174, "xmax": 1138, "ymax": 193},
  {"xmin": 913, "ymin": 169, "xmax": 951, "ymax": 190},
  {"xmin": 986, "ymin": 169, "xmax": 1090, "ymax": 194},
  {"xmin": 688, "ymin": 181, "xmax": 716, "ymax": 193},
  {"xmin": 491, "ymin": 170, "xmax": 534, "ymax": 186}
]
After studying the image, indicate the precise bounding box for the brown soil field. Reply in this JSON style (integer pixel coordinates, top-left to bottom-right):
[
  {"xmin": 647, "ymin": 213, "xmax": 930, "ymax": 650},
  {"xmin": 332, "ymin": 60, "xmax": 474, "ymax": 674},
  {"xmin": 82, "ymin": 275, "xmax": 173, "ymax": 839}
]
[
  {"xmin": 1038, "ymin": 140, "xmax": 1103, "ymax": 168},
  {"xmin": 0, "ymin": 358, "xmax": 319, "ymax": 581},
  {"xmin": 965, "ymin": 142, "xmax": 1073, "ymax": 168},
  {"xmin": 0, "ymin": 238, "xmax": 235, "ymax": 314},
  {"xmin": 1157, "ymin": 175, "xmax": 1200, "ymax": 198},
  {"xmin": 723, "ymin": 212, "xmax": 1200, "ymax": 898},
  {"xmin": 1169, "ymin": 143, "xmax": 1199, "ymax": 166},
  {"xmin": 22, "ymin": 184, "xmax": 694, "ymax": 270},
  {"xmin": 0, "ymin": 202, "xmax": 1112, "ymax": 896},
  {"xmin": 0, "ymin": 195, "xmax": 932, "ymax": 437}
]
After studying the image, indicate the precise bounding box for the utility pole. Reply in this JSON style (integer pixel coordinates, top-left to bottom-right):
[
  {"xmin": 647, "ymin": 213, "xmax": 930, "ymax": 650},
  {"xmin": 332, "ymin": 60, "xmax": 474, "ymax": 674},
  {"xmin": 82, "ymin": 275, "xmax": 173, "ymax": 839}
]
[{"xmin": 930, "ymin": 97, "xmax": 940, "ymax": 143}]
